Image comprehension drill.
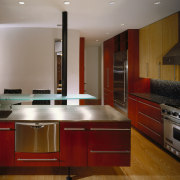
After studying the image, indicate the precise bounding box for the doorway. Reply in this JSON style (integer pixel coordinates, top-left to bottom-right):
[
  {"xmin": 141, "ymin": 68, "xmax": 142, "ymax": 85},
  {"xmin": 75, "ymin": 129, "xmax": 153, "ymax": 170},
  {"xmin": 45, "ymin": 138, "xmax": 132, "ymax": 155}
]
[{"xmin": 54, "ymin": 40, "xmax": 62, "ymax": 105}]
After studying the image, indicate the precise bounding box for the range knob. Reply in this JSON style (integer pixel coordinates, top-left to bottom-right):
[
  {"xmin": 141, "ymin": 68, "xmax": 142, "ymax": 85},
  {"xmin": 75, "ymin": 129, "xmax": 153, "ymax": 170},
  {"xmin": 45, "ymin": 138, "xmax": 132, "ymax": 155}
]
[
  {"xmin": 172, "ymin": 112, "xmax": 178, "ymax": 117},
  {"xmin": 167, "ymin": 111, "xmax": 172, "ymax": 115},
  {"xmin": 162, "ymin": 109, "xmax": 167, "ymax": 113}
]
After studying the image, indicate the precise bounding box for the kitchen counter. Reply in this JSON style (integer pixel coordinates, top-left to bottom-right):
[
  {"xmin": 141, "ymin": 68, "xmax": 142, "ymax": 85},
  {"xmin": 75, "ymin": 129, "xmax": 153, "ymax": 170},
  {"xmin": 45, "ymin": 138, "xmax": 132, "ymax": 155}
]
[
  {"xmin": 130, "ymin": 93, "xmax": 180, "ymax": 106},
  {"xmin": 0, "ymin": 105, "xmax": 130, "ymax": 122}
]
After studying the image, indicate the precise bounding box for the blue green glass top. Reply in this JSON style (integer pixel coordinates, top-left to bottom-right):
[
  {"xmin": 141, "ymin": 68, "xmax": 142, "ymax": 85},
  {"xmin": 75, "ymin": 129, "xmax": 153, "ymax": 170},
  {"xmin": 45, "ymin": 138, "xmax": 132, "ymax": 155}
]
[{"xmin": 0, "ymin": 94, "xmax": 96, "ymax": 101}]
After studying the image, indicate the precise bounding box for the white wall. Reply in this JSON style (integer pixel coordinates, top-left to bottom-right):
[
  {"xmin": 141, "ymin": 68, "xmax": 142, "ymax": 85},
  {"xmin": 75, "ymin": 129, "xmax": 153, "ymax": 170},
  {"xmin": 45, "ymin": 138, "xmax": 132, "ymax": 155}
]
[
  {"xmin": 85, "ymin": 45, "xmax": 101, "ymax": 99},
  {"xmin": 0, "ymin": 27, "xmax": 80, "ymax": 105}
]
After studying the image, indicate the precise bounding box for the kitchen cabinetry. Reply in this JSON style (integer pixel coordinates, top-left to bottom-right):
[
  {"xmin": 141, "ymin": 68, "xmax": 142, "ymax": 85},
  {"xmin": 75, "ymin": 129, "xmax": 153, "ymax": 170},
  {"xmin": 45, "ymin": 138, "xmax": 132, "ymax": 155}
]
[
  {"xmin": 60, "ymin": 122, "xmax": 131, "ymax": 167},
  {"xmin": 128, "ymin": 95, "xmax": 138, "ymax": 127},
  {"xmin": 162, "ymin": 13, "xmax": 179, "ymax": 81},
  {"xmin": 139, "ymin": 26, "xmax": 149, "ymax": 78},
  {"xmin": 88, "ymin": 122, "xmax": 130, "ymax": 166},
  {"xmin": 139, "ymin": 12, "xmax": 179, "ymax": 81},
  {"xmin": 0, "ymin": 122, "xmax": 15, "ymax": 167},
  {"xmin": 139, "ymin": 21, "xmax": 162, "ymax": 79},
  {"xmin": 60, "ymin": 122, "xmax": 88, "ymax": 167},
  {"xmin": 104, "ymin": 38, "xmax": 114, "ymax": 106},
  {"xmin": 128, "ymin": 95, "xmax": 163, "ymax": 146}
]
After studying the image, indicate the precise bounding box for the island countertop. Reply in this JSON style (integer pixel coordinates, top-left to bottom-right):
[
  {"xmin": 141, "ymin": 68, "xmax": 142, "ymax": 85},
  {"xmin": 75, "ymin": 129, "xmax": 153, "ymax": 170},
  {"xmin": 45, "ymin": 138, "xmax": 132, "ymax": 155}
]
[{"xmin": 0, "ymin": 105, "xmax": 130, "ymax": 122}]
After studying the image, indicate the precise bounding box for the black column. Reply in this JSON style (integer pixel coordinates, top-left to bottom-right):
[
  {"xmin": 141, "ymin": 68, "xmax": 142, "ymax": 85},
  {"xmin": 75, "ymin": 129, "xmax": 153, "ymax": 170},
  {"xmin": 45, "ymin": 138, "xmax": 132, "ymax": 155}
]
[{"xmin": 62, "ymin": 11, "xmax": 67, "ymax": 105}]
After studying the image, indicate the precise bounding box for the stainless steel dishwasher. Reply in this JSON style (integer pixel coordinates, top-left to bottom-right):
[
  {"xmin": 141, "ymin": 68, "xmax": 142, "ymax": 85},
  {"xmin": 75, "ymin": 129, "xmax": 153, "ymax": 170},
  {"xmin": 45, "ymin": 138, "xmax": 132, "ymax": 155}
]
[{"xmin": 15, "ymin": 122, "xmax": 59, "ymax": 153}]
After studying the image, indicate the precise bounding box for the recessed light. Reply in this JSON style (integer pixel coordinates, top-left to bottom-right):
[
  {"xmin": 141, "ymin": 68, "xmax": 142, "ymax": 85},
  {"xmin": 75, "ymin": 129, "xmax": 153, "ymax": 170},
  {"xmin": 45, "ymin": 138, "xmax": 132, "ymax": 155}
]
[
  {"xmin": 109, "ymin": 1, "xmax": 115, "ymax": 5},
  {"xmin": 121, "ymin": 24, "xmax": 125, "ymax": 26},
  {"xmin": 96, "ymin": 40, "xmax": 99, "ymax": 42},
  {"xmin": 18, "ymin": 1, "xmax": 25, "ymax": 5},
  {"xmin": 64, "ymin": 1, "xmax": 70, "ymax": 5},
  {"xmin": 154, "ymin": 1, "xmax": 160, "ymax": 5},
  {"xmin": 105, "ymin": 32, "xmax": 110, "ymax": 35}
]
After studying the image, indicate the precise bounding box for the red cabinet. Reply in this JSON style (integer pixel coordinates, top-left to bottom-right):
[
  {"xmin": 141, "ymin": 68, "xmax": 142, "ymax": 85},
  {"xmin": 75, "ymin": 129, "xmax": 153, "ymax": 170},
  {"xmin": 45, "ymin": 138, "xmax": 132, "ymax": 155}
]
[
  {"xmin": 60, "ymin": 122, "xmax": 131, "ymax": 167},
  {"xmin": 88, "ymin": 122, "xmax": 131, "ymax": 166},
  {"xmin": 128, "ymin": 95, "xmax": 138, "ymax": 127},
  {"xmin": 0, "ymin": 122, "xmax": 15, "ymax": 167},
  {"xmin": 104, "ymin": 38, "xmax": 114, "ymax": 106},
  {"xmin": 128, "ymin": 95, "xmax": 163, "ymax": 146},
  {"xmin": 60, "ymin": 122, "xmax": 88, "ymax": 167},
  {"xmin": 15, "ymin": 152, "xmax": 60, "ymax": 166}
]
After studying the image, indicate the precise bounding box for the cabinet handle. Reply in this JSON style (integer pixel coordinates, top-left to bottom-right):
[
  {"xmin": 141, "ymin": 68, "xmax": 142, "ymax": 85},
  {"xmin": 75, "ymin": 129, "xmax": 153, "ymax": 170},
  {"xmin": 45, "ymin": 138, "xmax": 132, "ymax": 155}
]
[
  {"xmin": 158, "ymin": 62, "xmax": 161, "ymax": 79},
  {"xmin": 124, "ymin": 61, "xmax": 126, "ymax": 103},
  {"xmin": 146, "ymin": 62, "xmax": 149, "ymax": 77},
  {"xmin": 174, "ymin": 65, "xmax": 176, "ymax": 81},
  {"xmin": 64, "ymin": 128, "xmax": 86, "ymax": 131},
  {"xmin": 90, "ymin": 128, "xmax": 130, "ymax": 131},
  {"xmin": 16, "ymin": 158, "xmax": 58, "ymax": 162},
  {"xmin": 90, "ymin": 150, "xmax": 130, "ymax": 153},
  {"xmin": 107, "ymin": 68, "xmax": 109, "ymax": 88},
  {"xmin": 0, "ymin": 128, "xmax": 12, "ymax": 131}
]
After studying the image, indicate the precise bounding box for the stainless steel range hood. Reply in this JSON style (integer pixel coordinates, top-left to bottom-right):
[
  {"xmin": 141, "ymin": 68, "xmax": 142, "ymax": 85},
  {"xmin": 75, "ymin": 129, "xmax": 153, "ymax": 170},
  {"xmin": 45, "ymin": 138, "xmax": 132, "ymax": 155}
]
[
  {"xmin": 163, "ymin": 12, "xmax": 180, "ymax": 65},
  {"xmin": 163, "ymin": 43, "xmax": 180, "ymax": 65}
]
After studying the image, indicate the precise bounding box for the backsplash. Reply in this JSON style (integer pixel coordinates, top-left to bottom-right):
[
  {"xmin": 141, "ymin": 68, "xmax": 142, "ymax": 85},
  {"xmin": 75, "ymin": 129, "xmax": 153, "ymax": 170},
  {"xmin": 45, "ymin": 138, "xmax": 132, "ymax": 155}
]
[{"xmin": 150, "ymin": 79, "xmax": 180, "ymax": 99}]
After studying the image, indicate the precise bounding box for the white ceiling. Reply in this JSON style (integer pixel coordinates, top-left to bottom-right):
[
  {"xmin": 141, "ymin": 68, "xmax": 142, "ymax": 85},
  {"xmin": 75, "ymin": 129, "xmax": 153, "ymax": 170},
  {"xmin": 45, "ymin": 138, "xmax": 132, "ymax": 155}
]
[{"xmin": 0, "ymin": 0, "xmax": 180, "ymax": 45}]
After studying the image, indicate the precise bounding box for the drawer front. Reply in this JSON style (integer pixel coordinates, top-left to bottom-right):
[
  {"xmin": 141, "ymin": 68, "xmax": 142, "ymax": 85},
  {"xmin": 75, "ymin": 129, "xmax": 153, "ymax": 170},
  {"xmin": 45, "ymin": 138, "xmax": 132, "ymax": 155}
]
[
  {"xmin": 137, "ymin": 117, "xmax": 163, "ymax": 145},
  {"xmin": 138, "ymin": 112, "xmax": 163, "ymax": 135},
  {"xmin": 15, "ymin": 152, "xmax": 60, "ymax": 166},
  {"xmin": 0, "ymin": 122, "xmax": 15, "ymax": 129},
  {"xmin": 138, "ymin": 101, "xmax": 162, "ymax": 122},
  {"xmin": 88, "ymin": 152, "xmax": 130, "ymax": 166},
  {"xmin": 88, "ymin": 130, "xmax": 130, "ymax": 151}
]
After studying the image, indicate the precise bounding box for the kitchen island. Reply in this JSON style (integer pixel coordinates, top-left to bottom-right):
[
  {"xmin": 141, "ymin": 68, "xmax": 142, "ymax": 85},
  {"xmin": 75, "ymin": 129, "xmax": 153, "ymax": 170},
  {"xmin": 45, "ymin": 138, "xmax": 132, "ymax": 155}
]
[{"xmin": 0, "ymin": 105, "xmax": 131, "ymax": 168}]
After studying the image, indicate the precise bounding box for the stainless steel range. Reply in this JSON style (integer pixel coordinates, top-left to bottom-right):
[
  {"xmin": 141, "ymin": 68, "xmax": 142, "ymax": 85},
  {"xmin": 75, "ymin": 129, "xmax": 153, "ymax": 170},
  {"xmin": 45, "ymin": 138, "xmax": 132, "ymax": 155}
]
[{"xmin": 160, "ymin": 104, "xmax": 180, "ymax": 158}]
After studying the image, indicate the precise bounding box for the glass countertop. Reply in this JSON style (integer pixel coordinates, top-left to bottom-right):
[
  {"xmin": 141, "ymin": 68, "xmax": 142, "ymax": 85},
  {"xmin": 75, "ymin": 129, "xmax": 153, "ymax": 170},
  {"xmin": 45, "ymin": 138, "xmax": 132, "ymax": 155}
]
[{"xmin": 0, "ymin": 94, "xmax": 96, "ymax": 101}]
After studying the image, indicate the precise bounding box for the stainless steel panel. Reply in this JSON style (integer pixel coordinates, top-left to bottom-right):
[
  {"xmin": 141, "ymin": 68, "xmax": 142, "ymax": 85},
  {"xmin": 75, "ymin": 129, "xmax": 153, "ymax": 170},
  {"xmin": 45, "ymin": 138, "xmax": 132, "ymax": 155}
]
[
  {"xmin": 164, "ymin": 118, "xmax": 180, "ymax": 151},
  {"xmin": 15, "ymin": 122, "xmax": 59, "ymax": 153},
  {"xmin": 90, "ymin": 150, "xmax": 130, "ymax": 153},
  {"xmin": 113, "ymin": 51, "xmax": 128, "ymax": 110},
  {"xmin": 0, "ymin": 105, "xmax": 130, "ymax": 122}
]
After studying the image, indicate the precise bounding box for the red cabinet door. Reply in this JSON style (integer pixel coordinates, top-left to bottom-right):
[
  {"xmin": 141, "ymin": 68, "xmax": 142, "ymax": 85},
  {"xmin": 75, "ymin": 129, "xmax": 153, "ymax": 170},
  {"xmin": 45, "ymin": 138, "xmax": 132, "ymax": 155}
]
[
  {"xmin": 104, "ymin": 38, "xmax": 114, "ymax": 91},
  {"xmin": 0, "ymin": 122, "xmax": 15, "ymax": 167},
  {"xmin": 128, "ymin": 96, "xmax": 138, "ymax": 127},
  {"xmin": 88, "ymin": 122, "xmax": 131, "ymax": 166},
  {"xmin": 60, "ymin": 122, "xmax": 88, "ymax": 167}
]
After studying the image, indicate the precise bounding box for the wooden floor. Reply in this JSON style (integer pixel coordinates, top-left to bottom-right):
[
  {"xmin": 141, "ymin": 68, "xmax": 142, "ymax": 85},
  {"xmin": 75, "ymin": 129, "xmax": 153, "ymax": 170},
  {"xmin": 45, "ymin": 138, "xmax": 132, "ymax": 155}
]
[{"xmin": 0, "ymin": 129, "xmax": 180, "ymax": 180}]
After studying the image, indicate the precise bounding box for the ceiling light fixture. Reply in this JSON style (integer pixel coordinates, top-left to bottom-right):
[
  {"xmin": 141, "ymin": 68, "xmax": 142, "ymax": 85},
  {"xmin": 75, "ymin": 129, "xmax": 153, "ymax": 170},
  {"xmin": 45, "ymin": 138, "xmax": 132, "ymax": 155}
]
[
  {"xmin": 109, "ymin": 1, "xmax": 115, "ymax": 5},
  {"xmin": 64, "ymin": 1, "xmax": 70, "ymax": 5},
  {"xmin": 18, "ymin": 1, "xmax": 25, "ymax": 5},
  {"xmin": 121, "ymin": 24, "xmax": 125, "ymax": 26},
  {"xmin": 154, "ymin": 1, "xmax": 160, "ymax": 5},
  {"xmin": 96, "ymin": 40, "xmax": 99, "ymax": 42},
  {"xmin": 105, "ymin": 32, "xmax": 110, "ymax": 35}
]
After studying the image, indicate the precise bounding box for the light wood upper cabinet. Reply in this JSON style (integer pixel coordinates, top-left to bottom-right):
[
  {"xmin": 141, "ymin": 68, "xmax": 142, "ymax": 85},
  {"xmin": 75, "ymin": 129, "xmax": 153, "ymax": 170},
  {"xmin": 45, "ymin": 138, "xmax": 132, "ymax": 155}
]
[
  {"xmin": 139, "ymin": 21, "xmax": 162, "ymax": 79},
  {"xmin": 149, "ymin": 21, "xmax": 162, "ymax": 79},
  {"xmin": 139, "ymin": 26, "xmax": 149, "ymax": 78},
  {"xmin": 162, "ymin": 13, "xmax": 179, "ymax": 81},
  {"xmin": 139, "ymin": 12, "xmax": 179, "ymax": 81}
]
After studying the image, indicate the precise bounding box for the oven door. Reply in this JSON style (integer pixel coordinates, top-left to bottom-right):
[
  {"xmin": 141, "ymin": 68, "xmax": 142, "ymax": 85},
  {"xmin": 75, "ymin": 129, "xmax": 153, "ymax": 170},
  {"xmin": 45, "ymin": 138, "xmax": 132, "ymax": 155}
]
[
  {"xmin": 15, "ymin": 122, "xmax": 59, "ymax": 153},
  {"xmin": 164, "ymin": 117, "xmax": 180, "ymax": 151}
]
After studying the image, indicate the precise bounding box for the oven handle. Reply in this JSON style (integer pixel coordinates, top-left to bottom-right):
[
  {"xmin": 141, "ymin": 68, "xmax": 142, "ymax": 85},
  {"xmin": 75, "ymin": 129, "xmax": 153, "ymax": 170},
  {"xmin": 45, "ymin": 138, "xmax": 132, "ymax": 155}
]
[{"xmin": 163, "ymin": 116, "xmax": 179, "ymax": 126}]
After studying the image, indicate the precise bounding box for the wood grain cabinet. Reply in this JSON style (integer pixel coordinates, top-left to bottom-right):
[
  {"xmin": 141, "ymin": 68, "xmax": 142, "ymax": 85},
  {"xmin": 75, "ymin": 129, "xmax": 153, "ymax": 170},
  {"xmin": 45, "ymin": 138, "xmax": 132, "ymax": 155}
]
[
  {"xmin": 128, "ymin": 96, "xmax": 163, "ymax": 146},
  {"xmin": 162, "ymin": 13, "xmax": 179, "ymax": 81},
  {"xmin": 139, "ymin": 21, "xmax": 162, "ymax": 79},
  {"xmin": 88, "ymin": 122, "xmax": 131, "ymax": 167},
  {"xmin": 0, "ymin": 122, "xmax": 15, "ymax": 167},
  {"xmin": 60, "ymin": 122, "xmax": 88, "ymax": 167},
  {"xmin": 139, "ymin": 12, "xmax": 179, "ymax": 81},
  {"xmin": 60, "ymin": 122, "xmax": 131, "ymax": 167},
  {"xmin": 128, "ymin": 95, "xmax": 138, "ymax": 128},
  {"xmin": 104, "ymin": 38, "xmax": 114, "ymax": 106}
]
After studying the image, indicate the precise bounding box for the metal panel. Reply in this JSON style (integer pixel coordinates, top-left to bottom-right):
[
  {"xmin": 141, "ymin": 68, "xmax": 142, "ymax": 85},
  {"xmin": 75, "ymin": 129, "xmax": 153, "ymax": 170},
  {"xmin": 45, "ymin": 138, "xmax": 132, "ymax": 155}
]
[{"xmin": 15, "ymin": 122, "xmax": 59, "ymax": 153}]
